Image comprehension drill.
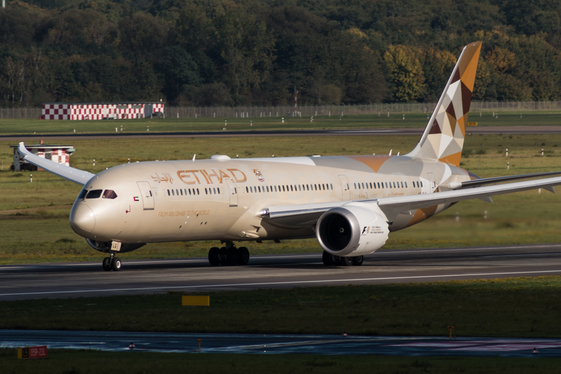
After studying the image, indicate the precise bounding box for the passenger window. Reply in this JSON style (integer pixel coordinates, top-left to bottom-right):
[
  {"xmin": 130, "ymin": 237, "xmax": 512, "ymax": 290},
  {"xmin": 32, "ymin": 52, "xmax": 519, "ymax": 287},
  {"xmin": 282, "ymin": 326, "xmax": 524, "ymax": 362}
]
[
  {"xmin": 86, "ymin": 189, "xmax": 102, "ymax": 199},
  {"xmin": 102, "ymin": 190, "xmax": 118, "ymax": 199}
]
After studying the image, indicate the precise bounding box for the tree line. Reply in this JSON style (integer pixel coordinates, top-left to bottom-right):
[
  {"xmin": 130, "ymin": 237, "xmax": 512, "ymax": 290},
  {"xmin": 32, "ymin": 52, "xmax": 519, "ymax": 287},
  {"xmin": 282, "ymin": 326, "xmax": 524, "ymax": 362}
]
[{"xmin": 1, "ymin": 0, "xmax": 561, "ymax": 108}]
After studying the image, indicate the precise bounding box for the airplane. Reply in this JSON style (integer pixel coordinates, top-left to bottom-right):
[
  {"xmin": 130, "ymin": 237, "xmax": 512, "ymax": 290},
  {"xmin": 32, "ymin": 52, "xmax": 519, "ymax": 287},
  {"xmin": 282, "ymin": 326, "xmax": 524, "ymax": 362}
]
[{"xmin": 18, "ymin": 41, "xmax": 561, "ymax": 271}]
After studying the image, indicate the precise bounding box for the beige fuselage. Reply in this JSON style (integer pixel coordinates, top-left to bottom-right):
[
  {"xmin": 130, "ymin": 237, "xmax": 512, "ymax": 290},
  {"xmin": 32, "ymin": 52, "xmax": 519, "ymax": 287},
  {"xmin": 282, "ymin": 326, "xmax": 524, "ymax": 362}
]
[{"xmin": 70, "ymin": 154, "xmax": 472, "ymax": 245}]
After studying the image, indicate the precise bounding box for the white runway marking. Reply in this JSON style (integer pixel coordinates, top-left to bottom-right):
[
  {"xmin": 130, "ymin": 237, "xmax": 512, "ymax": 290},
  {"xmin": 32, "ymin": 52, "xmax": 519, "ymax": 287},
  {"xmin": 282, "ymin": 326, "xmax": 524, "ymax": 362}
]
[{"xmin": 1, "ymin": 268, "xmax": 561, "ymax": 298}]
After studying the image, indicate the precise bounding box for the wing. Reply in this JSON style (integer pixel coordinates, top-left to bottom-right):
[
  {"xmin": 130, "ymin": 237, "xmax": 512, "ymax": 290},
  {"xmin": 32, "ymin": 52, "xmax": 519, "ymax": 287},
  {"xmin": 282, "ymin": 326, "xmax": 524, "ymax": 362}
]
[
  {"xmin": 451, "ymin": 171, "xmax": 561, "ymax": 189},
  {"xmin": 261, "ymin": 175, "xmax": 561, "ymax": 226},
  {"xmin": 18, "ymin": 142, "xmax": 94, "ymax": 186}
]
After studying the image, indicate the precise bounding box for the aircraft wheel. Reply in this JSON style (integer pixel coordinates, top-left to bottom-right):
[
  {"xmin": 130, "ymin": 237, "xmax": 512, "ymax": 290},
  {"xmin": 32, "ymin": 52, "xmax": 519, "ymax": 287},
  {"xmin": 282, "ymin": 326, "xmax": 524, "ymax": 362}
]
[
  {"xmin": 351, "ymin": 256, "xmax": 364, "ymax": 266},
  {"xmin": 238, "ymin": 247, "xmax": 250, "ymax": 265},
  {"xmin": 338, "ymin": 256, "xmax": 353, "ymax": 266},
  {"xmin": 218, "ymin": 247, "xmax": 227, "ymax": 265},
  {"xmin": 111, "ymin": 257, "xmax": 122, "ymax": 271},
  {"xmin": 225, "ymin": 247, "xmax": 239, "ymax": 265},
  {"xmin": 322, "ymin": 251, "xmax": 336, "ymax": 266},
  {"xmin": 102, "ymin": 257, "xmax": 112, "ymax": 271},
  {"xmin": 208, "ymin": 247, "xmax": 220, "ymax": 266}
]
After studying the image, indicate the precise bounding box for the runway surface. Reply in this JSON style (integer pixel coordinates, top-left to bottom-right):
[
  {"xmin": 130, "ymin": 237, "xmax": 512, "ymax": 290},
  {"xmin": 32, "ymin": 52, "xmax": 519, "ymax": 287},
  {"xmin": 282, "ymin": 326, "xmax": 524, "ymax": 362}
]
[
  {"xmin": 2, "ymin": 126, "xmax": 561, "ymax": 141},
  {"xmin": 1, "ymin": 329, "xmax": 560, "ymax": 357},
  {"xmin": 1, "ymin": 244, "xmax": 561, "ymax": 301}
]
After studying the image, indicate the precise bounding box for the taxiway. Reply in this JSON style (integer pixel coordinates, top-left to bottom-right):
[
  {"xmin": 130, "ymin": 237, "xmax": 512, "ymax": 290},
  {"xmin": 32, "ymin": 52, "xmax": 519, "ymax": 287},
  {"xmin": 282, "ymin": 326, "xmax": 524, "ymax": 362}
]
[{"xmin": 1, "ymin": 244, "xmax": 561, "ymax": 301}]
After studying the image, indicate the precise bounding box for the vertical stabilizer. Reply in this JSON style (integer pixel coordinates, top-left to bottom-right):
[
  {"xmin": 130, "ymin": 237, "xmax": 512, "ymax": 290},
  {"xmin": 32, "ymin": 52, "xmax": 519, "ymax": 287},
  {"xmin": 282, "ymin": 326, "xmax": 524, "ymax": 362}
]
[{"xmin": 406, "ymin": 42, "xmax": 482, "ymax": 166}]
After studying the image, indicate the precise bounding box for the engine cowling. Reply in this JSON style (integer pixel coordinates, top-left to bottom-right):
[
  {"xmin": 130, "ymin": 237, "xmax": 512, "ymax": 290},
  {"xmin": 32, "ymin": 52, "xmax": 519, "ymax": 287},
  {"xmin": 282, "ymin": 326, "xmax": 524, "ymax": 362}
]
[
  {"xmin": 86, "ymin": 238, "xmax": 146, "ymax": 253},
  {"xmin": 316, "ymin": 203, "xmax": 389, "ymax": 257}
]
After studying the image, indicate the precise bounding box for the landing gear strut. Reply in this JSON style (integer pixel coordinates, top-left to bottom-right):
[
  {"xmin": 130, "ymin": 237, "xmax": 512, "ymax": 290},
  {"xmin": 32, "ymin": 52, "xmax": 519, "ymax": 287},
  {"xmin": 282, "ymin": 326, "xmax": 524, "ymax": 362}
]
[
  {"xmin": 208, "ymin": 242, "xmax": 250, "ymax": 266},
  {"xmin": 322, "ymin": 250, "xmax": 363, "ymax": 266},
  {"xmin": 102, "ymin": 252, "xmax": 122, "ymax": 271}
]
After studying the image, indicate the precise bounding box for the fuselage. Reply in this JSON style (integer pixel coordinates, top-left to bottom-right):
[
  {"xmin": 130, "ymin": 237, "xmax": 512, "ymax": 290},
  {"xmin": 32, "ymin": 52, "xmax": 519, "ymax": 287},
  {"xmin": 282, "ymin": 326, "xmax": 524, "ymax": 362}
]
[{"xmin": 69, "ymin": 154, "xmax": 472, "ymax": 245}]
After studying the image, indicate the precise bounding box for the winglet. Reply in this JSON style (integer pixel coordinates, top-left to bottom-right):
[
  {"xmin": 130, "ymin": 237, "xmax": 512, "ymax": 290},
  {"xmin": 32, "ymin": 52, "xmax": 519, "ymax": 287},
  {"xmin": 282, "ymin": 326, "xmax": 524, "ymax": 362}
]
[
  {"xmin": 18, "ymin": 142, "xmax": 95, "ymax": 185},
  {"xmin": 406, "ymin": 42, "xmax": 482, "ymax": 166}
]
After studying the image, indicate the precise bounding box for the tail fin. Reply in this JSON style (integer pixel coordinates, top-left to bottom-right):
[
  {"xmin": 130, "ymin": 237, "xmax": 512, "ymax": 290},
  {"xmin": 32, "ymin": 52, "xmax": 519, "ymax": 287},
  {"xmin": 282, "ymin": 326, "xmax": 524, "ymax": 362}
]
[{"xmin": 406, "ymin": 41, "xmax": 482, "ymax": 166}]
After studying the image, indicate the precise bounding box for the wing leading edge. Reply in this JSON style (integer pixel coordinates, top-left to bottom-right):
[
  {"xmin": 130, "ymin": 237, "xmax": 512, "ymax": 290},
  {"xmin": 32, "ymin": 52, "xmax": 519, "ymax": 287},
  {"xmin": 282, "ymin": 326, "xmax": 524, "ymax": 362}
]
[
  {"xmin": 262, "ymin": 176, "xmax": 561, "ymax": 226},
  {"xmin": 18, "ymin": 142, "xmax": 94, "ymax": 185}
]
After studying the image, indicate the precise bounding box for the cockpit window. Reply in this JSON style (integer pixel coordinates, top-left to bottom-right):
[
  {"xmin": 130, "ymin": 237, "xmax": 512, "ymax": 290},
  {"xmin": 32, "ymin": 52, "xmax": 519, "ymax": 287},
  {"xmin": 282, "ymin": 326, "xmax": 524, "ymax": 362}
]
[
  {"xmin": 102, "ymin": 190, "xmax": 117, "ymax": 199},
  {"xmin": 78, "ymin": 189, "xmax": 87, "ymax": 199},
  {"xmin": 86, "ymin": 189, "xmax": 103, "ymax": 199}
]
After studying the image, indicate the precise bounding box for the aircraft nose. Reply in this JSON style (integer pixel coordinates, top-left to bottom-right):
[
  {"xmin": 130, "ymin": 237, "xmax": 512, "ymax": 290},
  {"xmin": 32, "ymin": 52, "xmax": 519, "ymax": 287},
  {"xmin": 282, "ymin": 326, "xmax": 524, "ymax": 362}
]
[{"xmin": 70, "ymin": 203, "xmax": 96, "ymax": 235}]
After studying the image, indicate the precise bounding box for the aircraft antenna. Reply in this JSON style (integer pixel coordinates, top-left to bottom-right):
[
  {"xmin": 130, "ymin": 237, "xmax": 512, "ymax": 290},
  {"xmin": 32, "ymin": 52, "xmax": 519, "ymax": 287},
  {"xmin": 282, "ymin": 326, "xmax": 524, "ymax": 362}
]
[{"xmin": 192, "ymin": 154, "xmax": 196, "ymax": 162}]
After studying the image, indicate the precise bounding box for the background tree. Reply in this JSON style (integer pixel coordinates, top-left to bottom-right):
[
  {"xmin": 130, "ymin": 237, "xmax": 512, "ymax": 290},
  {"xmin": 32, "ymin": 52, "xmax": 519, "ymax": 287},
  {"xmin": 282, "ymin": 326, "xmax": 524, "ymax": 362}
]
[{"xmin": 384, "ymin": 45, "xmax": 426, "ymax": 102}]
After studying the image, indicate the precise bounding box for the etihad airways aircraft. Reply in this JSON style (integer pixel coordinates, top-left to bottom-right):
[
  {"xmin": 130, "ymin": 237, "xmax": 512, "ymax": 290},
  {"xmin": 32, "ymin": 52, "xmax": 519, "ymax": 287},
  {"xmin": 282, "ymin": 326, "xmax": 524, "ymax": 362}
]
[{"xmin": 18, "ymin": 41, "xmax": 561, "ymax": 271}]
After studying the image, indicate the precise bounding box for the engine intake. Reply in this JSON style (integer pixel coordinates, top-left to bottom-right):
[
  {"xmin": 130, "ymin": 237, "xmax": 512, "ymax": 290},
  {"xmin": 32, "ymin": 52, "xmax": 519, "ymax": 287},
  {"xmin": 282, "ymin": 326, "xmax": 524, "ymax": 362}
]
[{"xmin": 316, "ymin": 203, "xmax": 389, "ymax": 257}]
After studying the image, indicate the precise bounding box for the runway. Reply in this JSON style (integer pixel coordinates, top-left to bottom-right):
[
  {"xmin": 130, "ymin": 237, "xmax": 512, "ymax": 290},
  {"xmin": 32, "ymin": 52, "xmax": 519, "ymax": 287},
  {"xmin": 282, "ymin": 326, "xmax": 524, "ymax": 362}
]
[
  {"xmin": 2, "ymin": 126, "xmax": 561, "ymax": 140},
  {"xmin": 1, "ymin": 329, "xmax": 560, "ymax": 357},
  {"xmin": 1, "ymin": 244, "xmax": 561, "ymax": 301}
]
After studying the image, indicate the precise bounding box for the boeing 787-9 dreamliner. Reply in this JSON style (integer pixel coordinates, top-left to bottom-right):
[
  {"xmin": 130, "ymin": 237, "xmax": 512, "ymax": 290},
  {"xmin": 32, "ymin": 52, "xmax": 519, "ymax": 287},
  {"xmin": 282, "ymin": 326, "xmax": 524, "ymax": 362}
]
[{"xmin": 18, "ymin": 41, "xmax": 561, "ymax": 271}]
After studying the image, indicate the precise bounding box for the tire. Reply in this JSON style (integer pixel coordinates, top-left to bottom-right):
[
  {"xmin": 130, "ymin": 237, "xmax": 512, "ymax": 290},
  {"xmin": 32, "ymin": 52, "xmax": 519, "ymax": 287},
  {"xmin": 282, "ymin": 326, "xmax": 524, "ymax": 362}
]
[
  {"xmin": 218, "ymin": 247, "xmax": 227, "ymax": 265},
  {"xmin": 338, "ymin": 256, "xmax": 353, "ymax": 266},
  {"xmin": 322, "ymin": 251, "xmax": 336, "ymax": 266},
  {"xmin": 102, "ymin": 257, "xmax": 111, "ymax": 271},
  {"xmin": 351, "ymin": 256, "xmax": 364, "ymax": 266},
  {"xmin": 225, "ymin": 247, "xmax": 239, "ymax": 265},
  {"xmin": 208, "ymin": 247, "xmax": 220, "ymax": 266},
  {"xmin": 111, "ymin": 257, "xmax": 122, "ymax": 271},
  {"xmin": 238, "ymin": 247, "xmax": 250, "ymax": 265}
]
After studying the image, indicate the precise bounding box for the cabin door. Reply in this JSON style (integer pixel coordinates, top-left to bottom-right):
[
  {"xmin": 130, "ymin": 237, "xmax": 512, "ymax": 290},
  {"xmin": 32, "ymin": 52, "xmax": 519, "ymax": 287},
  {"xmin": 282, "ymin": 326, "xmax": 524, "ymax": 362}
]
[
  {"xmin": 226, "ymin": 179, "xmax": 238, "ymax": 207},
  {"xmin": 338, "ymin": 175, "xmax": 351, "ymax": 200},
  {"xmin": 427, "ymin": 172, "xmax": 437, "ymax": 192},
  {"xmin": 137, "ymin": 181, "xmax": 155, "ymax": 210}
]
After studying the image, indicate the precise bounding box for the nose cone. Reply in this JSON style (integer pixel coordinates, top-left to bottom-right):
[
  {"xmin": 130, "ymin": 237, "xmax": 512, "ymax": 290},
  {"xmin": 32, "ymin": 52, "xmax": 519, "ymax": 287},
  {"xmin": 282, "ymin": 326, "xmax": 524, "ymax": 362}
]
[{"xmin": 70, "ymin": 203, "xmax": 96, "ymax": 236}]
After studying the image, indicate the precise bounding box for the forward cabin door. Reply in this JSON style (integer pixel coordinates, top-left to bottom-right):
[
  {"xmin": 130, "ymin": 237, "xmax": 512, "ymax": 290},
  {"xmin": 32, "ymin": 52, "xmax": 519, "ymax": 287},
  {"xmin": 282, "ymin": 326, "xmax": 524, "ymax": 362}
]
[
  {"xmin": 338, "ymin": 175, "xmax": 351, "ymax": 200},
  {"xmin": 137, "ymin": 181, "xmax": 155, "ymax": 210},
  {"xmin": 226, "ymin": 179, "xmax": 238, "ymax": 207}
]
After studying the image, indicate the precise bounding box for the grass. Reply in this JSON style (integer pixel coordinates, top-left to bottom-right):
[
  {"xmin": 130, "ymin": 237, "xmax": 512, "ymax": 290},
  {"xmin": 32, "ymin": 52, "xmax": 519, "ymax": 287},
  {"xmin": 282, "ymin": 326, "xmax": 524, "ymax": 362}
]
[
  {"xmin": 2, "ymin": 277, "xmax": 561, "ymax": 338},
  {"xmin": 1, "ymin": 111, "xmax": 561, "ymax": 135},
  {"xmin": 1, "ymin": 133, "xmax": 561, "ymax": 264},
  {"xmin": 2, "ymin": 349, "xmax": 559, "ymax": 374}
]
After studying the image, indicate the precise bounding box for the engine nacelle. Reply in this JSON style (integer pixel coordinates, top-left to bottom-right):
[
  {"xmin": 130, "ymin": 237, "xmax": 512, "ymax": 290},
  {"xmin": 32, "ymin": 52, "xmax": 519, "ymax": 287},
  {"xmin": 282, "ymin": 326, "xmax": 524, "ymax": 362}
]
[
  {"xmin": 86, "ymin": 238, "xmax": 146, "ymax": 253},
  {"xmin": 316, "ymin": 203, "xmax": 389, "ymax": 257}
]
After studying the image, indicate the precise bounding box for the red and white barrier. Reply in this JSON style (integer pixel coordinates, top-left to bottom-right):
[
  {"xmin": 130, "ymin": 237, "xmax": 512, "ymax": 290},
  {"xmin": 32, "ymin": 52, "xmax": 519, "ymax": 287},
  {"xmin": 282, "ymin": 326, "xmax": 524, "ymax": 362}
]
[{"xmin": 42, "ymin": 103, "xmax": 164, "ymax": 120}]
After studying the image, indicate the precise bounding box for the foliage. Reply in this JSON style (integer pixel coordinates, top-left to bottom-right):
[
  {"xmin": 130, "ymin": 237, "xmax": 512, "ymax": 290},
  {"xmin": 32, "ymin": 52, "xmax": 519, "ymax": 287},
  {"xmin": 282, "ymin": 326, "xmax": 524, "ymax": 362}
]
[{"xmin": 2, "ymin": 0, "xmax": 561, "ymax": 106}]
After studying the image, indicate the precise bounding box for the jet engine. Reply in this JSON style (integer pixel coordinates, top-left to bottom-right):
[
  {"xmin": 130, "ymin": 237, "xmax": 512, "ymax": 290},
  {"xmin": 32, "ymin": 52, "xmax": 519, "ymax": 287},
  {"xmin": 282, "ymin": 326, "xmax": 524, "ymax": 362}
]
[
  {"xmin": 86, "ymin": 238, "xmax": 146, "ymax": 253},
  {"xmin": 316, "ymin": 203, "xmax": 389, "ymax": 257}
]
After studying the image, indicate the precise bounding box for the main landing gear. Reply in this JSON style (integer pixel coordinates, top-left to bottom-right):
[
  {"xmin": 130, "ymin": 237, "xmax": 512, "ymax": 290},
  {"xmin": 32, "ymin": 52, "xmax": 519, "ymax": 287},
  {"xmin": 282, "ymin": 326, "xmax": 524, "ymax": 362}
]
[
  {"xmin": 208, "ymin": 242, "xmax": 250, "ymax": 266},
  {"xmin": 102, "ymin": 252, "xmax": 122, "ymax": 271},
  {"xmin": 322, "ymin": 251, "xmax": 363, "ymax": 266}
]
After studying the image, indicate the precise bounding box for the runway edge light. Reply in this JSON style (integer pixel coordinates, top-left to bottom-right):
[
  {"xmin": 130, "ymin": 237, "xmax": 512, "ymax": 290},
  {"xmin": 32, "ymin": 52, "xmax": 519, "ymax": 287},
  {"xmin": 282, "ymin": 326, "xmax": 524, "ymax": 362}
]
[
  {"xmin": 18, "ymin": 346, "xmax": 47, "ymax": 359},
  {"xmin": 182, "ymin": 295, "xmax": 210, "ymax": 307}
]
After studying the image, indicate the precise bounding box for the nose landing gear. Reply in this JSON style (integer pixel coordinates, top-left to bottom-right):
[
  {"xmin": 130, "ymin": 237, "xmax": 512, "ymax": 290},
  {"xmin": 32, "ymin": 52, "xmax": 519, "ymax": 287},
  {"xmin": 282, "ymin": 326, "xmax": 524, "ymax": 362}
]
[
  {"xmin": 102, "ymin": 252, "xmax": 122, "ymax": 271},
  {"xmin": 208, "ymin": 242, "xmax": 250, "ymax": 266}
]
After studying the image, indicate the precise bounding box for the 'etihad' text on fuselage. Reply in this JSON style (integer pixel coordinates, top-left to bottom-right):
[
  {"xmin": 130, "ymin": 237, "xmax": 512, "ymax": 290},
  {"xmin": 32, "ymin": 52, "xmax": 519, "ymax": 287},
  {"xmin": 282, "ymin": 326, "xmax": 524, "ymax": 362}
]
[{"xmin": 177, "ymin": 169, "xmax": 247, "ymax": 185}]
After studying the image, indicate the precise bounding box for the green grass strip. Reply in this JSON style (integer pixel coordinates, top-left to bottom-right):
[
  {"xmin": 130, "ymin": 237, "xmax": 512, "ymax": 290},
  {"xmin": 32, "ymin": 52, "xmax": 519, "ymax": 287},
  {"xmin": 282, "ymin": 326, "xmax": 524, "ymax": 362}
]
[
  {"xmin": 1, "ymin": 349, "xmax": 559, "ymax": 374},
  {"xmin": 2, "ymin": 277, "xmax": 561, "ymax": 338}
]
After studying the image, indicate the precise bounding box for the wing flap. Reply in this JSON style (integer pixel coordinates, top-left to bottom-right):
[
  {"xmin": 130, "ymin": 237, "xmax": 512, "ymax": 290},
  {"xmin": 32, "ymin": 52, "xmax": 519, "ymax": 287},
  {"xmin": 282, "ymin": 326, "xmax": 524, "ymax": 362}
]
[{"xmin": 18, "ymin": 142, "xmax": 94, "ymax": 185}]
